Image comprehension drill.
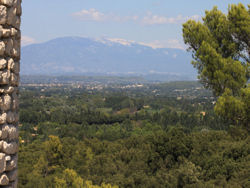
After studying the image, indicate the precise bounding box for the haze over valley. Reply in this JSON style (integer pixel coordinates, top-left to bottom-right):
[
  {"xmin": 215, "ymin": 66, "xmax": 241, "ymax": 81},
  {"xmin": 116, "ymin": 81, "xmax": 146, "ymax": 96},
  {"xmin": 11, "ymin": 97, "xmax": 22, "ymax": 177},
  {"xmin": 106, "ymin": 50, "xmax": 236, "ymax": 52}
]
[{"xmin": 21, "ymin": 37, "xmax": 196, "ymax": 81}]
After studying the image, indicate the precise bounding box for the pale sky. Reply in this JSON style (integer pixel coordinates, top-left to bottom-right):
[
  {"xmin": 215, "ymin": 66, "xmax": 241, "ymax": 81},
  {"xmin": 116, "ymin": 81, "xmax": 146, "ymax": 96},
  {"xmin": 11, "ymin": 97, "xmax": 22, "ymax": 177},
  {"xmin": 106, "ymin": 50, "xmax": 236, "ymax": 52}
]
[{"xmin": 21, "ymin": 0, "xmax": 249, "ymax": 49}]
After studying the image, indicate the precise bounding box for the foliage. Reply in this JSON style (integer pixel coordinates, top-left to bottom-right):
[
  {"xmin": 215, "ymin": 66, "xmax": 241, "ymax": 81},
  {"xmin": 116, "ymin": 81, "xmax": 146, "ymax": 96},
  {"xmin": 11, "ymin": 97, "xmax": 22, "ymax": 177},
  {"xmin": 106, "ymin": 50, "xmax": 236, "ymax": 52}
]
[
  {"xmin": 183, "ymin": 3, "xmax": 250, "ymax": 127},
  {"xmin": 18, "ymin": 84, "xmax": 249, "ymax": 187}
]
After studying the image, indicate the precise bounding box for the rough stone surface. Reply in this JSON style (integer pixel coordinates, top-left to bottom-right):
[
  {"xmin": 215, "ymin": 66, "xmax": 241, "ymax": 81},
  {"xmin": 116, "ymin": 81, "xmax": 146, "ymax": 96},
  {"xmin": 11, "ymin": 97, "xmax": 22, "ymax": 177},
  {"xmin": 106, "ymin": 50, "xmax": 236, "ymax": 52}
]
[
  {"xmin": 6, "ymin": 169, "xmax": 17, "ymax": 181},
  {"xmin": 2, "ymin": 141, "xmax": 18, "ymax": 154},
  {"xmin": 0, "ymin": 41, "xmax": 5, "ymax": 55},
  {"xmin": 0, "ymin": 113, "xmax": 7, "ymax": 124},
  {"xmin": 1, "ymin": 94, "xmax": 12, "ymax": 111},
  {"xmin": 10, "ymin": 73, "xmax": 18, "ymax": 85},
  {"xmin": 2, "ymin": 28, "xmax": 11, "ymax": 37},
  {"xmin": 0, "ymin": 153, "xmax": 6, "ymax": 173},
  {"xmin": 0, "ymin": 0, "xmax": 14, "ymax": 7},
  {"xmin": 0, "ymin": 58, "xmax": 7, "ymax": 69},
  {"xmin": 7, "ymin": 125, "xmax": 17, "ymax": 140},
  {"xmin": 0, "ymin": 5, "xmax": 7, "ymax": 24},
  {"xmin": 0, "ymin": 86, "xmax": 14, "ymax": 94},
  {"xmin": 10, "ymin": 28, "xmax": 17, "ymax": 36},
  {"xmin": 6, "ymin": 112, "xmax": 16, "ymax": 123},
  {"xmin": 6, "ymin": 155, "xmax": 17, "ymax": 171},
  {"xmin": 8, "ymin": 58, "xmax": 18, "ymax": 73},
  {"xmin": 5, "ymin": 155, "xmax": 10, "ymax": 161},
  {"xmin": 12, "ymin": 92, "xmax": 18, "ymax": 110},
  {"xmin": 4, "ymin": 39, "xmax": 13, "ymax": 56},
  {"xmin": 1, "ymin": 124, "xmax": 17, "ymax": 140},
  {"xmin": 0, "ymin": 1, "xmax": 21, "ymax": 186},
  {"xmin": 0, "ymin": 174, "xmax": 9, "ymax": 185},
  {"xmin": 12, "ymin": 39, "xmax": 19, "ymax": 57},
  {"xmin": 0, "ymin": 70, "xmax": 10, "ymax": 84},
  {"xmin": 0, "ymin": 125, "xmax": 8, "ymax": 139}
]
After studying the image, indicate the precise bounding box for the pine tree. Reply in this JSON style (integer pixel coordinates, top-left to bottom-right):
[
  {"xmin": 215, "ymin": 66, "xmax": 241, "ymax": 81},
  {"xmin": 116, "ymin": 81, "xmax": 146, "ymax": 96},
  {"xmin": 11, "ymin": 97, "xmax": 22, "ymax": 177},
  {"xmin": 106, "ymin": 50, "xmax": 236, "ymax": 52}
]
[{"xmin": 183, "ymin": 3, "xmax": 250, "ymax": 128}]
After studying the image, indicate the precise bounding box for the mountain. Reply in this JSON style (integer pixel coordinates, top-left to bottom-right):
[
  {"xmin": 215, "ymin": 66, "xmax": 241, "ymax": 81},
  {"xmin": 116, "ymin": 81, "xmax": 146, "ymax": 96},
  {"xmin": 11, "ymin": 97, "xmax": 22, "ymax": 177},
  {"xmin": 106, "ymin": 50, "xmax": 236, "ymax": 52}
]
[{"xmin": 21, "ymin": 37, "xmax": 197, "ymax": 81}]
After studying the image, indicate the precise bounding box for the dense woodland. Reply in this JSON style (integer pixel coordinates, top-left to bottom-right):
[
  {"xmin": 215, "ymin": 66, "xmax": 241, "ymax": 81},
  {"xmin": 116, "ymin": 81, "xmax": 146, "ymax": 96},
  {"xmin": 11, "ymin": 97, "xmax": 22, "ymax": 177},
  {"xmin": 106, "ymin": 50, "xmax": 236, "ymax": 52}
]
[{"xmin": 18, "ymin": 82, "xmax": 250, "ymax": 188}]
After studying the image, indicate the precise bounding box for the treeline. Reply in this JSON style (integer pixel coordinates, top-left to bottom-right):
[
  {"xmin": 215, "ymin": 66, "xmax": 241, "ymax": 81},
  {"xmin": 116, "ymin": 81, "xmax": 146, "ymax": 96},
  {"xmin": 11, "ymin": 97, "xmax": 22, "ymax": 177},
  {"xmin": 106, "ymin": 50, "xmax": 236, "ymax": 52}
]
[
  {"xmin": 19, "ymin": 87, "xmax": 225, "ymax": 134},
  {"xmin": 18, "ymin": 86, "xmax": 249, "ymax": 187}
]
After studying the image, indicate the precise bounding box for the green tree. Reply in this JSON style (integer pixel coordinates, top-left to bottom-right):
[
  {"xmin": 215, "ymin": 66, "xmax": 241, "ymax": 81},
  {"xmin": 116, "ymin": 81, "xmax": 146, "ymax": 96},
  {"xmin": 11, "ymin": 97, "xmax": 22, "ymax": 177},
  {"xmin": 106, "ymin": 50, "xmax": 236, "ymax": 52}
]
[
  {"xmin": 44, "ymin": 135, "xmax": 63, "ymax": 173},
  {"xmin": 54, "ymin": 169, "xmax": 119, "ymax": 188},
  {"xmin": 182, "ymin": 3, "xmax": 250, "ymax": 127},
  {"xmin": 55, "ymin": 169, "xmax": 84, "ymax": 188}
]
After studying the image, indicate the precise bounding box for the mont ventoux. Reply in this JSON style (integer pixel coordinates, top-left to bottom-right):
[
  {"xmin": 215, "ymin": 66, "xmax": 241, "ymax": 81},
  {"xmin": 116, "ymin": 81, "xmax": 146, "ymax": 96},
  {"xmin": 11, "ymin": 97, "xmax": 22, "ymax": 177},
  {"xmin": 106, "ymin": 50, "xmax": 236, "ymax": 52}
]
[{"xmin": 21, "ymin": 37, "xmax": 197, "ymax": 81}]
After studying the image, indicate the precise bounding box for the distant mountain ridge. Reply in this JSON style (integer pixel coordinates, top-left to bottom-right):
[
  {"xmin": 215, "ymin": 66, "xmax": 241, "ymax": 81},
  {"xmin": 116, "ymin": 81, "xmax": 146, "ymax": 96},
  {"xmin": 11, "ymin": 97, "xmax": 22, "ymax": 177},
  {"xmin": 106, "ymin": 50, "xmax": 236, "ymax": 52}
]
[{"xmin": 21, "ymin": 37, "xmax": 197, "ymax": 81}]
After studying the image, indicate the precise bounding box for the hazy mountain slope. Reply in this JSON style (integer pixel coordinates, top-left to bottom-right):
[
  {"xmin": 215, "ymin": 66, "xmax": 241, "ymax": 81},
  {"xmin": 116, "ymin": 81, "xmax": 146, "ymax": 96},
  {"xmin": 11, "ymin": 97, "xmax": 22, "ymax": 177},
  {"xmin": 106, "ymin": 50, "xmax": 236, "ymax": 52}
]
[{"xmin": 21, "ymin": 37, "xmax": 196, "ymax": 79}]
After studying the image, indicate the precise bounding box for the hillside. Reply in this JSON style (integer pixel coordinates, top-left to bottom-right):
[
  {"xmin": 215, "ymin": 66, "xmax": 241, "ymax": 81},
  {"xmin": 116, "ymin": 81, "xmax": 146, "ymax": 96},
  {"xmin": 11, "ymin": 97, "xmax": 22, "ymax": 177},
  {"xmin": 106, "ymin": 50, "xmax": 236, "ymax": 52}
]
[{"xmin": 21, "ymin": 37, "xmax": 196, "ymax": 80}]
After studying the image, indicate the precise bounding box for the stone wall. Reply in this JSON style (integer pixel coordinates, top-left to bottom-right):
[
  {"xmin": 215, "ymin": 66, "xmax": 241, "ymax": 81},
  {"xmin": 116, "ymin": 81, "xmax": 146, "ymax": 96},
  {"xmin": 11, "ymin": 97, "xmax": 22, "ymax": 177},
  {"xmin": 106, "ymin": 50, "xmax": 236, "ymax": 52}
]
[{"xmin": 0, "ymin": 0, "xmax": 21, "ymax": 187}]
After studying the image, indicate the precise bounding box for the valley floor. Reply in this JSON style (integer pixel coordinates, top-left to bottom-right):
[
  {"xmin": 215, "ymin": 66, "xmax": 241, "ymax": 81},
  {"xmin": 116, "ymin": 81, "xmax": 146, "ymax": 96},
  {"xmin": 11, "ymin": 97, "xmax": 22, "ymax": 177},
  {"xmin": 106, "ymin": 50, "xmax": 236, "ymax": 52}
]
[{"xmin": 18, "ymin": 82, "xmax": 250, "ymax": 187}]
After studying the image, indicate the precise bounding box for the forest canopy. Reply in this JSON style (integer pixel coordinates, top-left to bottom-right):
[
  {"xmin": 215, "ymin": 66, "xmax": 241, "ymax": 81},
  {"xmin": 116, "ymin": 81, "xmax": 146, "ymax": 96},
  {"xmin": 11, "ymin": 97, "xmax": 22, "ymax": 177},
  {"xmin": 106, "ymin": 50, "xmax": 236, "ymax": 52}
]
[{"xmin": 18, "ymin": 82, "xmax": 250, "ymax": 187}]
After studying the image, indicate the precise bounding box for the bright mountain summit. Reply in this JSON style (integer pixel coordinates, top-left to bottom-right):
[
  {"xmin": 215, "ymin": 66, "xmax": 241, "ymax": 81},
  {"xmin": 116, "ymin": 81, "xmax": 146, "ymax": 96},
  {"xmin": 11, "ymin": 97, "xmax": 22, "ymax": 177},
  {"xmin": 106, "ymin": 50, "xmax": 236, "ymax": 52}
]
[{"xmin": 21, "ymin": 37, "xmax": 197, "ymax": 81}]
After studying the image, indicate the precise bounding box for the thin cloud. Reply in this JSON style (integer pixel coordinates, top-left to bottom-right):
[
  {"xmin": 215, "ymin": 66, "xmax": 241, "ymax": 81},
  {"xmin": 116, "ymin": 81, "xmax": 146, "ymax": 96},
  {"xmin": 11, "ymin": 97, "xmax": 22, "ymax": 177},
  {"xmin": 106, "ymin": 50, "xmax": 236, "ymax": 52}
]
[
  {"xmin": 73, "ymin": 9, "xmax": 106, "ymax": 21},
  {"xmin": 21, "ymin": 36, "xmax": 36, "ymax": 46},
  {"xmin": 72, "ymin": 9, "xmax": 199, "ymax": 25},
  {"xmin": 73, "ymin": 9, "xmax": 138, "ymax": 22},
  {"xmin": 142, "ymin": 12, "xmax": 200, "ymax": 25}
]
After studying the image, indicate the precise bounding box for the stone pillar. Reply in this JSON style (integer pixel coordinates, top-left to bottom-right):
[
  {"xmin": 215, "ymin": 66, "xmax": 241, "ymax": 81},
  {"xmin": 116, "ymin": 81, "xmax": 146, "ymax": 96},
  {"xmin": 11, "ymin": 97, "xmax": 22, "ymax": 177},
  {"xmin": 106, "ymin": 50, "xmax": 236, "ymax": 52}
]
[{"xmin": 0, "ymin": 0, "xmax": 21, "ymax": 187}]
